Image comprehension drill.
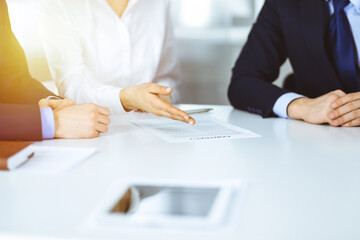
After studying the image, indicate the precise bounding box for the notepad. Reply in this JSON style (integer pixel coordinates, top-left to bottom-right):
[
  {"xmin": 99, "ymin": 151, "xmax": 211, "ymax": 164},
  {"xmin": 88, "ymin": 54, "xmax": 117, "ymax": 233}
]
[
  {"xmin": 0, "ymin": 141, "xmax": 34, "ymax": 170},
  {"xmin": 15, "ymin": 146, "xmax": 97, "ymax": 175},
  {"xmin": 131, "ymin": 116, "xmax": 260, "ymax": 142}
]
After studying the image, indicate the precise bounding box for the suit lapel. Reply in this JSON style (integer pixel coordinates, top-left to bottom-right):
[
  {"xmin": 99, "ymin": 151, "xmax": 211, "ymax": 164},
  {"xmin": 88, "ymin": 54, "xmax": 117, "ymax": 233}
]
[{"xmin": 300, "ymin": 0, "xmax": 342, "ymax": 87}]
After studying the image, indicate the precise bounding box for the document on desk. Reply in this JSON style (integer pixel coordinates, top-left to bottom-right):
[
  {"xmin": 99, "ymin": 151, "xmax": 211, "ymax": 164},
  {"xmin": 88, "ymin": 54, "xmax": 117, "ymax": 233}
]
[
  {"xmin": 15, "ymin": 146, "xmax": 97, "ymax": 175},
  {"xmin": 131, "ymin": 116, "xmax": 260, "ymax": 142}
]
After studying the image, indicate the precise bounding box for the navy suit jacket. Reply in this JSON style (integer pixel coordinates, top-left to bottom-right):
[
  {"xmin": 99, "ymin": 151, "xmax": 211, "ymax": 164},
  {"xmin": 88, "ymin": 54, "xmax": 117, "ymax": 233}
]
[
  {"xmin": 228, "ymin": 0, "xmax": 359, "ymax": 118},
  {"xmin": 0, "ymin": 0, "xmax": 54, "ymax": 141}
]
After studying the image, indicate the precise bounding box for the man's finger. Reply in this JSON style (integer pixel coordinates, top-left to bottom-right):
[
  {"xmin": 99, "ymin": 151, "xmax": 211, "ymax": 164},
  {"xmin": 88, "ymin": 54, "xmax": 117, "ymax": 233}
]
[
  {"xmin": 89, "ymin": 131, "xmax": 101, "ymax": 138},
  {"xmin": 38, "ymin": 99, "xmax": 48, "ymax": 107},
  {"xmin": 332, "ymin": 90, "xmax": 346, "ymax": 98},
  {"xmin": 38, "ymin": 99, "xmax": 58, "ymax": 108},
  {"xmin": 329, "ymin": 100, "xmax": 360, "ymax": 119},
  {"xmin": 331, "ymin": 92, "xmax": 360, "ymax": 109},
  {"xmin": 342, "ymin": 118, "xmax": 360, "ymax": 127},
  {"xmin": 96, "ymin": 106, "xmax": 111, "ymax": 116},
  {"xmin": 63, "ymin": 98, "xmax": 75, "ymax": 105},
  {"xmin": 330, "ymin": 109, "xmax": 360, "ymax": 126},
  {"xmin": 39, "ymin": 98, "xmax": 74, "ymax": 109},
  {"xmin": 97, "ymin": 114, "xmax": 111, "ymax": 125},
  {"xmin": 95, "ymin": 123, "xmax": 109, "ymax": 133}
]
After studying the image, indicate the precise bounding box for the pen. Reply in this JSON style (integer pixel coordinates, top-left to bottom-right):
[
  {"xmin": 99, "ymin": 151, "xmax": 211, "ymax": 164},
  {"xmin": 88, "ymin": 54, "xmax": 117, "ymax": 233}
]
[
  {"xmin": 16, "ymin": 152, "xmax": 35, "ymax": 169},
  {"xmin": 185, "ymin": 108, "xmax": 213, "ymax": 114}
]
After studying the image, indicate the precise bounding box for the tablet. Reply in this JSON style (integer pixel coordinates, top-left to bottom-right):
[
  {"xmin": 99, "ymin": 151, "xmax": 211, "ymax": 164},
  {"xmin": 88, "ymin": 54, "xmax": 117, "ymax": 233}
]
[{"xmin": 91, "ymin": 179, "xmax": 243, "ymax": 229}]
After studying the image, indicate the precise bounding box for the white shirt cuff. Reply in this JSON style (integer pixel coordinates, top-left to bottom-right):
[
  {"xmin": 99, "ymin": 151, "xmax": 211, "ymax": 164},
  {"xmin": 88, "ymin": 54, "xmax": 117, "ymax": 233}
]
[
  {"xmin": 273, "ymin": 93, "xmax": 305, "ymax": 118},
  {"xmin": 105, "ymin": 87, "xmax": 125, "ymax": 113}
]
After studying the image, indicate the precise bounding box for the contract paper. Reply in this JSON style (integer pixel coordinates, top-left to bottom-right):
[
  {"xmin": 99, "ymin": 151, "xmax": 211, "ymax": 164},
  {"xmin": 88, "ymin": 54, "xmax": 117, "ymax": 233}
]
[
  {"xmin": 15, "ymin": 146, "xmax": 97, "ymax": 174},
  {"xmin": 131, "ymin": 116, "xmax": 260, "ymax": 143}
]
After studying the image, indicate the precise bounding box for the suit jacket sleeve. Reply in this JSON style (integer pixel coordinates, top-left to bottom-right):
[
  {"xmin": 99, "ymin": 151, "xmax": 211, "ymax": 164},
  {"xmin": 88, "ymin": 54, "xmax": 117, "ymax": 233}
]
[
  {"xmin": 0, "ymin": 0, "xmax": 54, "ymax": 105},
  {"xmin": 0, "ymin": 0, "xmax": 55, "ymax": 141},
  {"xmin": 0, "ymin": 104, "xmax": 42, "ymax": 141},
  {"xmin": 228, "ymin": 0, "xmax": 290, "ymax": 118}
]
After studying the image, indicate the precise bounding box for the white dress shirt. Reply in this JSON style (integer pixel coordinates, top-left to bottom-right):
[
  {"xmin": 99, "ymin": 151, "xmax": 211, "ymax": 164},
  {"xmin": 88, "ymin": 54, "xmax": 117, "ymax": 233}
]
[
  {"xmin": 273, "ymin": 0, "xmax": 360, "ymax": 118},
  {"xmin": 38, "ymin": 0, "xmax": 179, "ymax": 113}
]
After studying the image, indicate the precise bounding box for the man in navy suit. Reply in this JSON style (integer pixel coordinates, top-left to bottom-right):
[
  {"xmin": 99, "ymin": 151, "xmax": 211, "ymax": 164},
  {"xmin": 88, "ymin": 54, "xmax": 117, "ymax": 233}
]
[
  {"xmin": 0, "ymin": 0, "xmax": 110, "ymax": 141},
  {"xmin": 228, "ymin": 0, "xmax": 360, "ymax": 127}
]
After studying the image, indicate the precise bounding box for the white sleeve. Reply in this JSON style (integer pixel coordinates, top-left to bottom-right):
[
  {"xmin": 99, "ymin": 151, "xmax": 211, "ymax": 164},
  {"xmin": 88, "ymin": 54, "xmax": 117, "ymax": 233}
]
[
  {"xmin": 153, "ymin": 0, "xmax": 181, "ymax": 103},
  {"xmin": 37, "ymin": 1, "xmax": 125, "ymax": 113}
]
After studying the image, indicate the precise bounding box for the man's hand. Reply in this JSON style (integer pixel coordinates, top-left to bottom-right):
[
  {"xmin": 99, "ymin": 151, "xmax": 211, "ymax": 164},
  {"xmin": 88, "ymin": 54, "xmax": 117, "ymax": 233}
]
[
  {"xmin": 119, "ymin": 83, "xmax": 195, "ymax": 125},
  {"xmin": 38, "ymin": 98, "xmax": 74, "ymax": 110},
  {"xmin": 328, "ymin": 92, "xmax": 360, "ymax": 127},
  {"xmin": 287, "ymin": 90, "xmax": 346, "ymax": 125},
  {"xmin": 54, "ymin": 104, "xmax": 111, "ymax": 139}
]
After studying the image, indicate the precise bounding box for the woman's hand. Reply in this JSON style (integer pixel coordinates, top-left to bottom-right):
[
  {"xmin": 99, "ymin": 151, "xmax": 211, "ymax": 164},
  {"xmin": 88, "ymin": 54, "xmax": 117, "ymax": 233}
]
[{"xmin": 120, "ymin": 83, "xmax": 195, "ymax": 125}]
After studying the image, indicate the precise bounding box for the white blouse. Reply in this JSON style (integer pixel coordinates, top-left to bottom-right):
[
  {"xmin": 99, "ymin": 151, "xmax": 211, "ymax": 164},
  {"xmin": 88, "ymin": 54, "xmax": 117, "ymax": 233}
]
[{"xmin": 38, "ymin": 0, "xmax": 179, "ymax": 112}]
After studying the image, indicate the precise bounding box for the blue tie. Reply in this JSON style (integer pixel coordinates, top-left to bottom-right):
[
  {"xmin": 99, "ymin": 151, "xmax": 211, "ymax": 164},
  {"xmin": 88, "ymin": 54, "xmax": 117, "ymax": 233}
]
[{"xmin": 329, "ymin": 0, "xmax": 359, "ymax": 91}]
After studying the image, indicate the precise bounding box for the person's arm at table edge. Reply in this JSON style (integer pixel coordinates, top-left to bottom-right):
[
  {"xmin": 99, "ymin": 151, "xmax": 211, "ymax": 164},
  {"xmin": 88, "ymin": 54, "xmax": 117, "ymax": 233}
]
[
  {"xmin": 273, "ymin": 93, "xmax": 305, "ymax": 118},
  {"xmin": 0, "ymin": 104, "xmax": 57, "ymax": 141},
  {"xmin": 228, "ymin": 0, "xmax": 291, "ymax": 118},
  {"xmin": 0, "ymin": 0, "xmax": 57, "ymax": 104},
  {"xmin": 0, "ymin": 104, "xmax": 43, "ymax": 141}
]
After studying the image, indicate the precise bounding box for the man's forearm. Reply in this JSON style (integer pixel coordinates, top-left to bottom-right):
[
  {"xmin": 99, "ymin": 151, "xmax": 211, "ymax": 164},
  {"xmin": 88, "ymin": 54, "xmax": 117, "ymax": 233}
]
[
  {"xmin": 0, "ymin": 104, "xmax": 43, "ymax": 141},
  {"xmin": 0, "ymin": 76, "xmax": 56, "ymax": 105}
]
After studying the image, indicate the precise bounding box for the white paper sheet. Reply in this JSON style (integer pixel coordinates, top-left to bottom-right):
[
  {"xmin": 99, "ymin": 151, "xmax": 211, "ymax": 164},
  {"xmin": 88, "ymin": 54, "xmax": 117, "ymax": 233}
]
[
  {"xmin": 15, "ymin": 146, "xmax": 97, "ymax": 174},
  {"xmin": 131, "ymin": 116, "xmax": 260, "ymax": 142}
]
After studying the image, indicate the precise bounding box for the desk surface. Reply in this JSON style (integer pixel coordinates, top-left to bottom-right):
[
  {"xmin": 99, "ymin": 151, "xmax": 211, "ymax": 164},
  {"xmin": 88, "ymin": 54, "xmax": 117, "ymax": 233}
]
[{"xmin": 1, "ymin": 105, "xmax": 359, "ymax": 240}]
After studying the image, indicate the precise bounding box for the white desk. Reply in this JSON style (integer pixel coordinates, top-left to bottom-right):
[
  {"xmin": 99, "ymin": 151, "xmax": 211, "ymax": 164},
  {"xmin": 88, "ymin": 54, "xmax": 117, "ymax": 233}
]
[{"xmin": 1, "ymin": 105, "xmax": 360, "ymax": 240}]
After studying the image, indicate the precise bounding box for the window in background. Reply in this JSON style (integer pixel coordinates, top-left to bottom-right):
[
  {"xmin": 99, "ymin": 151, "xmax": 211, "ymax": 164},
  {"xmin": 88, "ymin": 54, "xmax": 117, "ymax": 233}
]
[
  {"xmin": 171, "ymin": 0, "xmax": 266, "ymax": 105},
  {"xmin": 7, "ymin": 0, "xmax": 53, "ymax": 83}
]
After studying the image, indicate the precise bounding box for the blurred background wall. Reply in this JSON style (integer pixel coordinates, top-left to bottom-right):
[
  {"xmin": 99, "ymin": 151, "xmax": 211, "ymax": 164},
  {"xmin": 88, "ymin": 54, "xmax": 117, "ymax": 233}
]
[{"xmin": 7, "ymin": 0, "xmax": 292, "ymax": 105}]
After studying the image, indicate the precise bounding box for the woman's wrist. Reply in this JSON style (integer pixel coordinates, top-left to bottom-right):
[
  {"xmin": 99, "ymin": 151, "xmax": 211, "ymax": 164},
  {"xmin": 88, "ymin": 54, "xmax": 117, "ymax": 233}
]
[{"xmin": 119, "ymin": 88, "xmax": 132, "ymax": 112}]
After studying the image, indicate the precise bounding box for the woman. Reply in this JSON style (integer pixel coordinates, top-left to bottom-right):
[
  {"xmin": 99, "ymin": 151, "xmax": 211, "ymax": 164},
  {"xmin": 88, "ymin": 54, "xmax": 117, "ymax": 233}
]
[{"xmin": 38, "ymin": 0, "xmax": 195, "ymax": 124}]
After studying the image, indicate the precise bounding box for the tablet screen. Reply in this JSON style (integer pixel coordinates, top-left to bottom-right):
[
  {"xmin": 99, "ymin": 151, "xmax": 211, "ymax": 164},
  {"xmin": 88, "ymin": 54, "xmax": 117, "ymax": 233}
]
[{"xmin": 111, "ymin": 185, "xmax": 220, "ymax": 217}]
